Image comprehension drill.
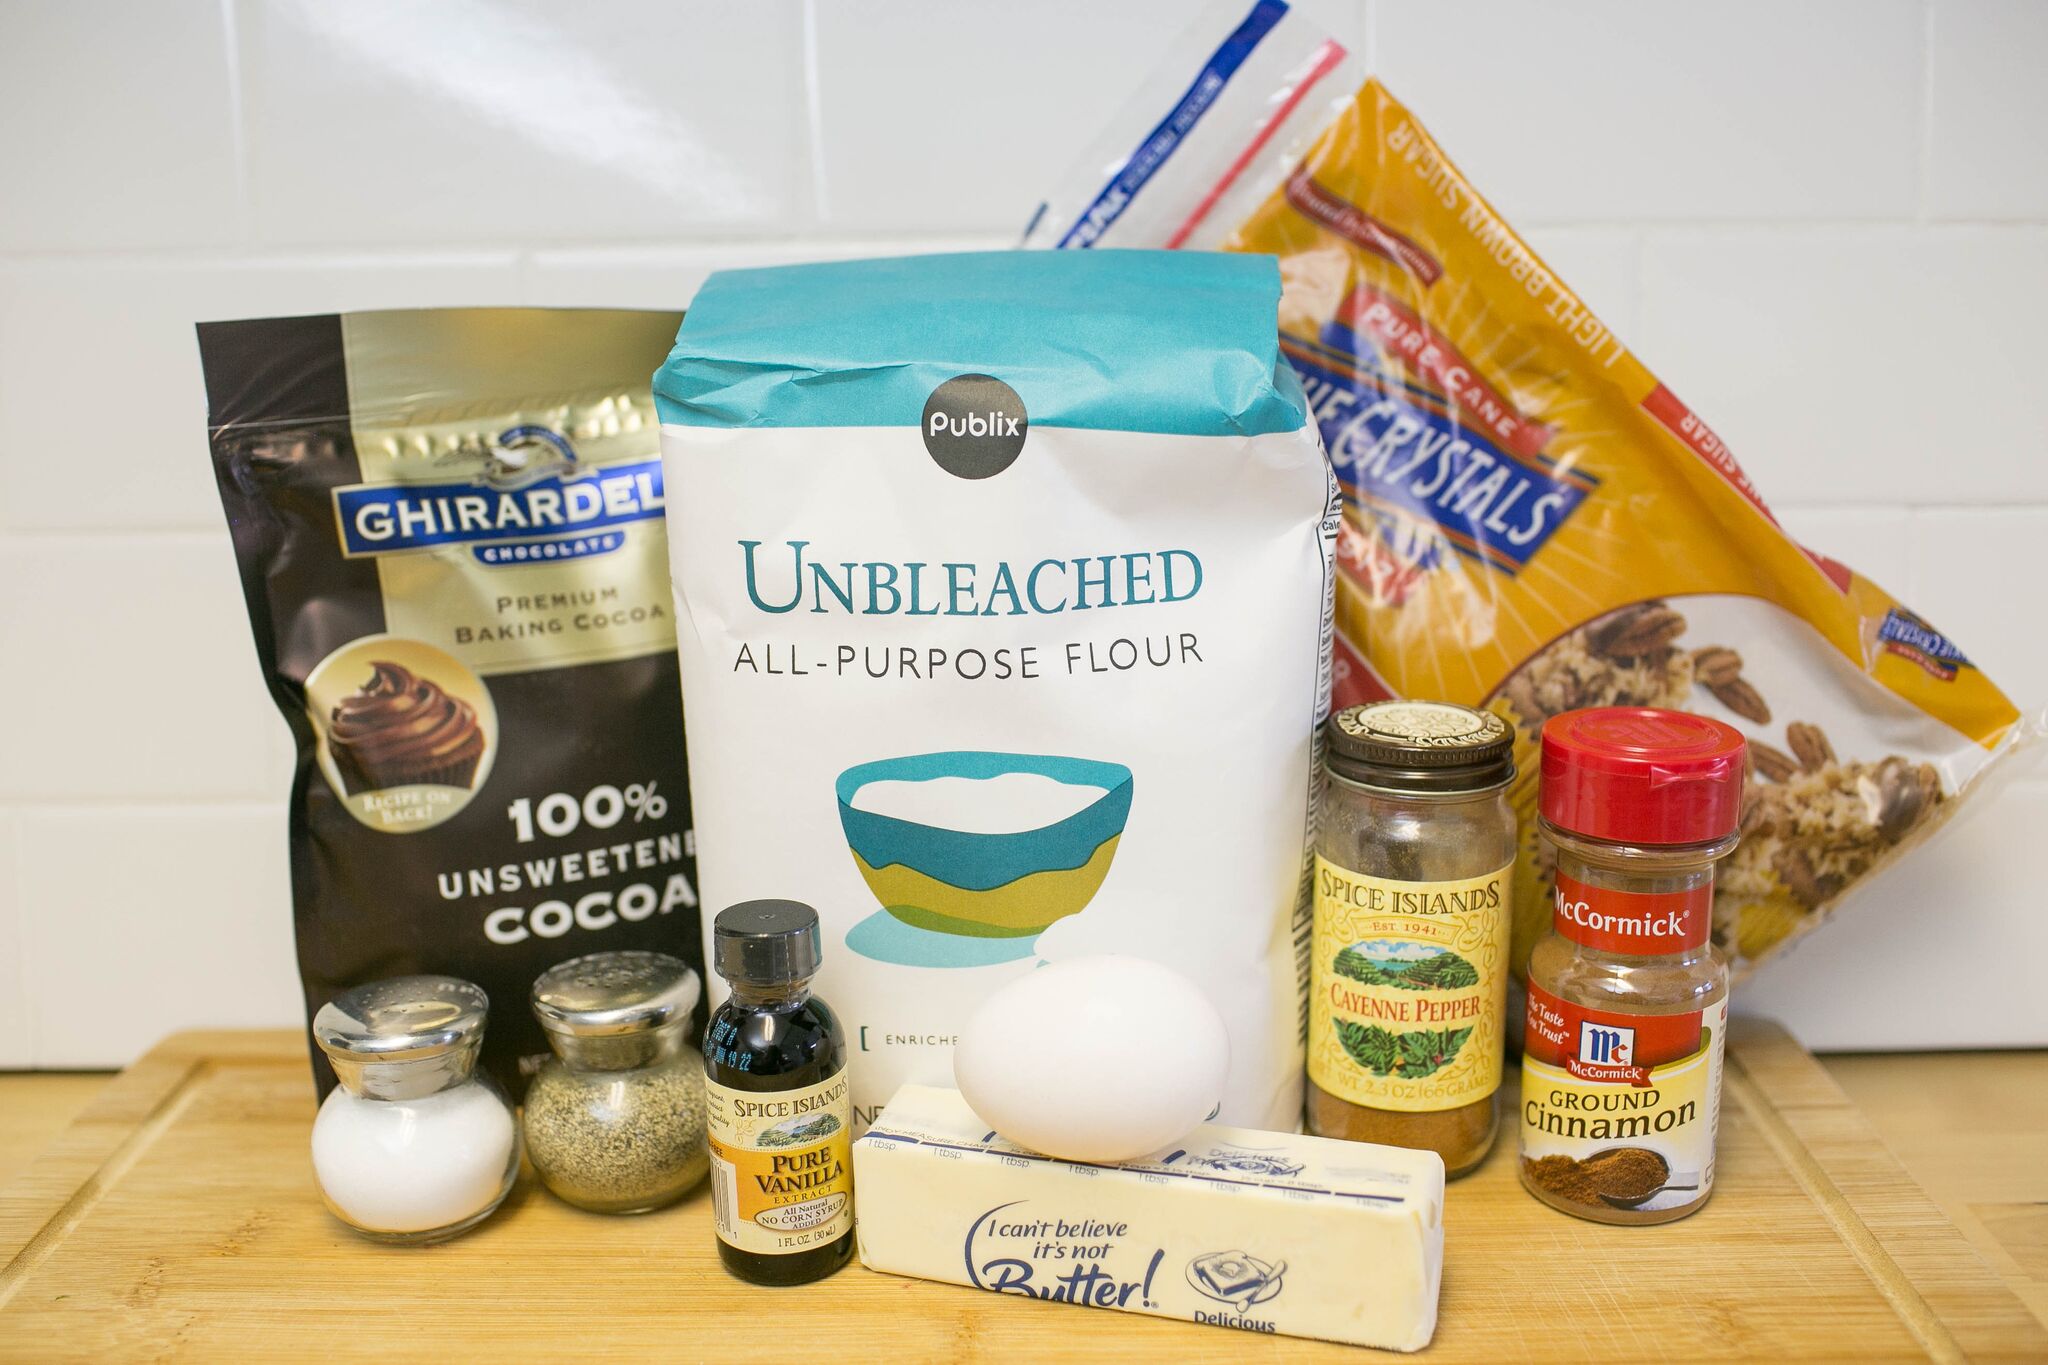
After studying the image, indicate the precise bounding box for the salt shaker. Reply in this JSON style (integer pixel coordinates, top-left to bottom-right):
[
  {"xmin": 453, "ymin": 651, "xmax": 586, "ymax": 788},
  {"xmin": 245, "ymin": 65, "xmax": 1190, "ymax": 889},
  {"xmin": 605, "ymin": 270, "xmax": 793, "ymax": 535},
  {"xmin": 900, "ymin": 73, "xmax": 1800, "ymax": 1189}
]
[
  {"xmin": 310, "ymin": 976, "xmax": 519, "ymax": 1243},
  {"xmin": 524, "ymin": 951, "xmax": 709, "ymax": 1213}
]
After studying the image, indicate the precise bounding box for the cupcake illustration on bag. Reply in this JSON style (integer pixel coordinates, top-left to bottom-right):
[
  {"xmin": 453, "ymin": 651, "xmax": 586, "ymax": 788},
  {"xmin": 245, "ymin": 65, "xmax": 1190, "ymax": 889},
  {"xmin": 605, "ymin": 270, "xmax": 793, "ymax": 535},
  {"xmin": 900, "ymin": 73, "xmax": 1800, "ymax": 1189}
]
[
  {"xmin": 328, "ymin": 661, "xmax": 487, "ymax": 794},
  {"xmin": 306, "ymin": 637, "xmax": 497, "ymax": 833}
]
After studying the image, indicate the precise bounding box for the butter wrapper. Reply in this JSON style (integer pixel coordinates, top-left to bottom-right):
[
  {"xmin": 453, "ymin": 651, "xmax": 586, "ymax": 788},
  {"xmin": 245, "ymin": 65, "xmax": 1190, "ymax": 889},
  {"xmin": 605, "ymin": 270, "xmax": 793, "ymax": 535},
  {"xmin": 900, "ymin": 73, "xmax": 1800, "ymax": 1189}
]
[{"xmin": 852, "ymin": 1085, "xmax": 1444, "ymax": 1352}]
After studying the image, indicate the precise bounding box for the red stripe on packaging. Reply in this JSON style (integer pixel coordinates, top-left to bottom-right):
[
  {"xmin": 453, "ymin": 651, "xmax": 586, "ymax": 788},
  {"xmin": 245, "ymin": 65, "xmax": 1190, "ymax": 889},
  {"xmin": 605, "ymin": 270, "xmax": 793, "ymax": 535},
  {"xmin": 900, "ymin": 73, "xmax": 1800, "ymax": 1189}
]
[
  {"xmin": 1338, "ymin": 285, "xmax": 1555, "ymax": 458},
  {"xmin": 1551, "ymin": 872, "xmax": 1709, "ymax": 955},
  {"xmin": 1166, "ymin": 39, "xmax": 1349, "ymax": 249},
  {"xmin": 1882, "ymin": 638, "xmax": 1960, "ymax": 681},
  {"xmin": 1802, "ymin": 545, "xmax": 1856, "ymax": 594},
  {"xmin": 1284, "ymin": 170, "xmax": 1444, "ymax": 284},
  {"xmin": 1330, "ymin": 631, "xmax": 1393, "ymax": 708},
  {"xmin": 1639, "ymin": 383, "xmax": 1792, "ymax": 539},
  {"xmin": 1335, "ymin": 514, "xmax": 1430, "ymax": 606},
  {"xmin": 1524, "ymin": 981, "xmax": 1704, "ymax": 1077}
]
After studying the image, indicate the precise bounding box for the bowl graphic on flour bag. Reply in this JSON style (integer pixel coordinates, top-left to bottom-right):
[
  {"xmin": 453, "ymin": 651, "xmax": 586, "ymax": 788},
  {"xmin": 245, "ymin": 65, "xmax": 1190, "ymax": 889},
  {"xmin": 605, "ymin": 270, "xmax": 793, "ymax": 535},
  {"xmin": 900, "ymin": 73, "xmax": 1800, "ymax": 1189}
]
[{"xmin": 836, "ymin": 751, "xmax": 1133, "ymax": 966}]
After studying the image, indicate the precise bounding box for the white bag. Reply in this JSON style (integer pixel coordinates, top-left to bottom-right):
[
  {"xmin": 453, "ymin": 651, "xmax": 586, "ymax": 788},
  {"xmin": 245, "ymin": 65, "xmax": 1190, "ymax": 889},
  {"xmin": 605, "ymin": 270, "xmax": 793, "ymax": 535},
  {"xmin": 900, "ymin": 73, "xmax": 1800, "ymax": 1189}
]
[{"xmin": 657, "ymin": 250, "xmax": 1336, "ymax": 1130}]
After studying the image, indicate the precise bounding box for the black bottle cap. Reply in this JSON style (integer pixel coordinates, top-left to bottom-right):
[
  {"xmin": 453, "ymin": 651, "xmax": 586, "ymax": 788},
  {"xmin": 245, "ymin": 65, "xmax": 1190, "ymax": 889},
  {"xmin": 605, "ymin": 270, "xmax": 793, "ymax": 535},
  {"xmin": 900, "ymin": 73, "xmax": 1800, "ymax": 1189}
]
[{"xmin": 714, "ymin": 899, "xmax": 823, "ymax": 985}]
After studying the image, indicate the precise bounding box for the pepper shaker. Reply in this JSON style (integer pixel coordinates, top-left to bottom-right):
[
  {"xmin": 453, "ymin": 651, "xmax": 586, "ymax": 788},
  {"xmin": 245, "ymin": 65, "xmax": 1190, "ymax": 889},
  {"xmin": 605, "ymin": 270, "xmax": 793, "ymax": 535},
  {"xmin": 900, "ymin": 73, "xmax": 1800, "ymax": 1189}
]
[{"xmin": 524, "ymin": 950, "xmax": 709, "ymax": 1213}]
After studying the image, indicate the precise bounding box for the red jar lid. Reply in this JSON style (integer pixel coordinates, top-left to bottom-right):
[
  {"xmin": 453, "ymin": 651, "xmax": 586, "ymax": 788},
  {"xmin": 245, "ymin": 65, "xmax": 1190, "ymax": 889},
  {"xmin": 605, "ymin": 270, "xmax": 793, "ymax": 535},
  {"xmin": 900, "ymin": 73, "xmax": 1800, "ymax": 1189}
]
[{"xmin": 1540, "ymin": 707, "xmax": 1746, "ymax": 846}]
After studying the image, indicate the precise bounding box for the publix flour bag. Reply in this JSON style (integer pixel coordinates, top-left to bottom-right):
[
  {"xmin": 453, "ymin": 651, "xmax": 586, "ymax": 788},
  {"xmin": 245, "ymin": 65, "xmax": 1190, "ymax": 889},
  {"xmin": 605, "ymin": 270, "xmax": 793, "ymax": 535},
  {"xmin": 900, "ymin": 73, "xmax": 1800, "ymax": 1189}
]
[{"xmin": 657, "ymin": 251, "xmax": 1337, "ymax": 1129}]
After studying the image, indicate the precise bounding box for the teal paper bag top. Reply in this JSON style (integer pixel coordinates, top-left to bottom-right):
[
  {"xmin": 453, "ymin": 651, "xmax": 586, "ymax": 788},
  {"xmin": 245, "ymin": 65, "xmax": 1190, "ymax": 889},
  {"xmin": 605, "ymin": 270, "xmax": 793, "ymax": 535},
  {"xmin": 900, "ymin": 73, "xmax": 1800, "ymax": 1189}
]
[{"xmin": 653, "ymin": 249, "xmax": 1309, "ymax": 437}]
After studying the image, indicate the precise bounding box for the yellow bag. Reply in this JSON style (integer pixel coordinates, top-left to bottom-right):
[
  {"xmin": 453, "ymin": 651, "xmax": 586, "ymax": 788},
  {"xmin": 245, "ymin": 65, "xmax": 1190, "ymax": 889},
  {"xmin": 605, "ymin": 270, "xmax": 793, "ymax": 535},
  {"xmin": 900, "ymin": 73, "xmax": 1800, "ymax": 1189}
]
[{"xmin": 1028, "ymin": 5, "xmax": 2034, "ymax": 980}]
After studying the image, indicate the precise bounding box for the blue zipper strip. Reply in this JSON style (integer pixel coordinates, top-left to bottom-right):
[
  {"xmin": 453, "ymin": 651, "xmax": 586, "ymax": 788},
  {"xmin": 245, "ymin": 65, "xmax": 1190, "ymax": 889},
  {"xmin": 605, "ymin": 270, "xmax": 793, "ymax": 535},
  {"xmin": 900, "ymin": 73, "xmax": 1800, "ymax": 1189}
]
[{"xmin": 1054, "ymin": 0, "xmax": 1289, "ymax": 249}]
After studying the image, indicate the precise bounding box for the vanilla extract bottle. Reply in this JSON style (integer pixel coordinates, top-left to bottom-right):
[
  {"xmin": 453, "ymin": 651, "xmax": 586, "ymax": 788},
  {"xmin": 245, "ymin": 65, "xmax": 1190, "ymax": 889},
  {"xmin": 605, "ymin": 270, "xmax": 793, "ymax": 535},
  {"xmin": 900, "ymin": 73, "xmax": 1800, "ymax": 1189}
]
[{"xmin": 703, "ymin": 899, "xmax": 855, "ymax": 1285}]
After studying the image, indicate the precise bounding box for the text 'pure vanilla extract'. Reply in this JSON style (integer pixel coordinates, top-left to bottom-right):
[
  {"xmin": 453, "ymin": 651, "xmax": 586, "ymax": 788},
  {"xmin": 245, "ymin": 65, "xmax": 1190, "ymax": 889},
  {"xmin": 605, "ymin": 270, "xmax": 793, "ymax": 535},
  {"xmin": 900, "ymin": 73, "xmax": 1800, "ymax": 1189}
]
[{"xmin": 703, "ymin": 900, "xmax": 855, "ymax": 1285}]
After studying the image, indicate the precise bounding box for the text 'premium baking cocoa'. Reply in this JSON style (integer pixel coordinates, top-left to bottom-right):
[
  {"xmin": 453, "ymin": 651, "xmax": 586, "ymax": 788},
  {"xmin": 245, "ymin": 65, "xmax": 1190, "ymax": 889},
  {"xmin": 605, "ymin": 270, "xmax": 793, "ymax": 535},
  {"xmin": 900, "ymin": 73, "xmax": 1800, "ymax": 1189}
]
[{"xmin": 201, "ymin": 308, "xmax": 703, "ymax": 1095}]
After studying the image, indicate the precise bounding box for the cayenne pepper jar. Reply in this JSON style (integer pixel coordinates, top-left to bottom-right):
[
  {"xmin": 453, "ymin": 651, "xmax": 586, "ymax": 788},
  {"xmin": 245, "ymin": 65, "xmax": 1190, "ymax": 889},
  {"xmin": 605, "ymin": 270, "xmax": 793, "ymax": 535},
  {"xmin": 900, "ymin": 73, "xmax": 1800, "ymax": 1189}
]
[
  {"xmin": 1519, "ymin": 707, "xmax": 1744, "ymax": 1225},
  {"xmin": 1307, "ymin": 700, "xmax": 1517, "ymax": 1177}
]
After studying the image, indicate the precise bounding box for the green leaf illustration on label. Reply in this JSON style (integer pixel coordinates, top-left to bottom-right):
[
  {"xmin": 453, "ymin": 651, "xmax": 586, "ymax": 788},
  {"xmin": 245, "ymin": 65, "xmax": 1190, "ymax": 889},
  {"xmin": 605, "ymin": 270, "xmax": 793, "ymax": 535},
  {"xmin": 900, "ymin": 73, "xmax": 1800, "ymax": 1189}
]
[
  {"xmin": 1333, "ymin": 944, "xmax": 1479, "ymax": 991},
  {"xmin": 1335, "ymin": 1022, "xmax": 1475, "ymax": 1078},
  {"xmin": 1395, "ymin": 1026, "xmax": 1473, "ymax": 1078},
  {"xmin": 1336, "ymin": 1021, "xmax": 1400, "ymax": 1075}
]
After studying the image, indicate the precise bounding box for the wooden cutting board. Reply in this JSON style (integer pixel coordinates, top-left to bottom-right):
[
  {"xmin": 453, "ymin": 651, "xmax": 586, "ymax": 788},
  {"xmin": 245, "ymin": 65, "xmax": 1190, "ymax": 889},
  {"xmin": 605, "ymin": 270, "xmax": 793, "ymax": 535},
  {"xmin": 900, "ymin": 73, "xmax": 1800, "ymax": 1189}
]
[{"xmin": 1, "ymin": 1021, "xmax": 2040, "ymax": 1362}]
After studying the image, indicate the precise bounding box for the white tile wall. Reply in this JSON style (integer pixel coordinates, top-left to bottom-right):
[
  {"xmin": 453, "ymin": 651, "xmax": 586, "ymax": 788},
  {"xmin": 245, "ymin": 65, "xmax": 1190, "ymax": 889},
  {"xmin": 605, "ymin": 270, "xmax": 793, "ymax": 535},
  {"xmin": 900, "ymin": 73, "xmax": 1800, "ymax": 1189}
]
[
  {"xmin": 1373, "ymin": 0, "xmax": 1925, "ymax": 224},
  {"xmin": 808, "ymin": 0, "xmax": 1332, "ymax": 232},
  {"xmin": 1743, "ymin": 761, "xmax": 2048, "ymax": 1049},
  {"xmin": 1636, "ymin": 227, "xmax": 2048, "ymax": 505},
  {"xmin": 1, "ymin": 0, "xmax": 2043, "ymax": 1065},
  {"xmin": 520, "ymin": 237, "xmax": 1001, "ymax": 310},
  {"xmin": 0, "ymin": 1, "xmax": 242, "ymax": 252},
  {"xmin": 0, "ymin": 255, "xmax": 524, "ymax": 532},
  {"xmin": 0, "ymin": 814, "xmax": 26, "ymax": 1068},
  {"xmin": 1926, "ymin": 0, "xmax": 2048, "ymax": 220},
  {"xmin": 239, "ymin": 0, "xmax": 811, "ymax": 244},
  {"xmin": 1516, "ymin": 227, "xmax": 1641, "ymax": 339},
  {"xmin": 17, "ymin": 807, "xmax": 300, "ymax": 1068},
  {"xmin": 1774, "ymin": 507, "xmax": 1914, "ymax": 599},
  {"xmin": 1910, "ymin": 508, "xmax": 2048, "ymax": 706},
  {"xmin": 0, "ymin": 536, "xmax": 288, "ymax": 801}
]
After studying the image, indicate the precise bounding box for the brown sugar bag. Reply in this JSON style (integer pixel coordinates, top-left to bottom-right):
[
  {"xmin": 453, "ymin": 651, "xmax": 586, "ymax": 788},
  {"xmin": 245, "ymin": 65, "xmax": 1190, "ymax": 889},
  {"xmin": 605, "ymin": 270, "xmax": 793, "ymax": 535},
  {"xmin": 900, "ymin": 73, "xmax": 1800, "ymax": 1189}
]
[{"xmin": 1026, "ymin": 2, "xmax": 2038, "ymax": 980}]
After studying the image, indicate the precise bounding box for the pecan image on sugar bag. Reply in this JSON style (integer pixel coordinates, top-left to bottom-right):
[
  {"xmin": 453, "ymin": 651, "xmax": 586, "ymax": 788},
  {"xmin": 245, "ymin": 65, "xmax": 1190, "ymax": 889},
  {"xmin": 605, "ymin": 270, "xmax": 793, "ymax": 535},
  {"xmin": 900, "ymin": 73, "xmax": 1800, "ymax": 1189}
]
[
  {"xmin": 1721, "ymin": 729, "xmax": 1945, "ymax": 962},
  {"xmin": 1026, "ymin": 1, "xmax": 2040, "ymax": 981},
  {"xmin": 1494, "ymin": 599, "xmax": 1967, "ymax": 974},
  {"xmin": 1500, "ymin": 601, "xmax": 1697, "ymax": 726}
]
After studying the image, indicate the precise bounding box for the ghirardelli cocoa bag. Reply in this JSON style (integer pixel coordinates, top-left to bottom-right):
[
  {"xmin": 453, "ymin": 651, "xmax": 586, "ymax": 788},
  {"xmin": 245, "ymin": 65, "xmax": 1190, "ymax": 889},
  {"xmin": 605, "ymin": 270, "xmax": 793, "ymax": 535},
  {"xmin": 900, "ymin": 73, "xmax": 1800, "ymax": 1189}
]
[{"xmin": 201, "ymin": 309, "xmax": 702, "ymax": 1094}]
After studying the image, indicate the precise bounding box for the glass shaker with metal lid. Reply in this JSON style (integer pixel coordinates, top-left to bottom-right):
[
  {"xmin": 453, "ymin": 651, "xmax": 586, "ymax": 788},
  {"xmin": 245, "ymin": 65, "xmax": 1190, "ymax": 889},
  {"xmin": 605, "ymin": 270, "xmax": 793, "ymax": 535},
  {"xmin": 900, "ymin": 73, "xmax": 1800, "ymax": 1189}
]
[
  {"xmin": 523, "ymin": 950, "xmax": 709, "ymax": 1214},
  {"xmin": 1307, "ymin": 700, "xmax": 1518, "ymax": 1177},
  {"xmin": 310, "ymin": 975, "xmax": 520, "ymax": 1243}
]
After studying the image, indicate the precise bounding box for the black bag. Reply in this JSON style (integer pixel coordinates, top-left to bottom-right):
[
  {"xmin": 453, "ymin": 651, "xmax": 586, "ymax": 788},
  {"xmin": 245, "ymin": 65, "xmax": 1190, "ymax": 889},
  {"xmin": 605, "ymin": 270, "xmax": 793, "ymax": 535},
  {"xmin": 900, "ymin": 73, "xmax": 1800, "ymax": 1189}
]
[{"xmin": 200, "ymin": 308, "xmax": 702, "ymax": 1094}]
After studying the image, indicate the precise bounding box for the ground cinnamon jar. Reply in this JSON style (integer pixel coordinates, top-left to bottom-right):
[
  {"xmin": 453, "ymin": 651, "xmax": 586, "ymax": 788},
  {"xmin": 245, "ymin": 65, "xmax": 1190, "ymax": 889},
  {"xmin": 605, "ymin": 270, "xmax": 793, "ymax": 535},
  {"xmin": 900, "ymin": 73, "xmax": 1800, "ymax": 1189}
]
[
  {"xmin": 1307, "ymin": 701, "xmax": 1516, "ymax": 1177},
  {"xmin": 1519, "ymin": 707, "xmax": 1744, "ymax": 1225}
]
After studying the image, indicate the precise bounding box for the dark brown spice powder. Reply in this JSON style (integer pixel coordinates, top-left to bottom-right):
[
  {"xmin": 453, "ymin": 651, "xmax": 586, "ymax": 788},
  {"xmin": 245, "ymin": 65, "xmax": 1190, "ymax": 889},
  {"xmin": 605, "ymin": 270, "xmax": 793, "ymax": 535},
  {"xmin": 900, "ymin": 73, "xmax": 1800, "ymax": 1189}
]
[{"xmin": 1523, "ymin": 1147, "xmax": 1668, "ymax": 1204}]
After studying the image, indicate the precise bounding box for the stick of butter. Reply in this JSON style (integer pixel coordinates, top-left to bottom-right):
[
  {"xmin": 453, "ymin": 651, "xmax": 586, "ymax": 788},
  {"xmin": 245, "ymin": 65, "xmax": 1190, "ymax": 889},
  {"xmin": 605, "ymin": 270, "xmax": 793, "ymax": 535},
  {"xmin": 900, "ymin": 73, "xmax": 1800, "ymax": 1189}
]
[{"xmin": 851, "ymin": 1085, "xmax": 1444, "ymax": 1352}]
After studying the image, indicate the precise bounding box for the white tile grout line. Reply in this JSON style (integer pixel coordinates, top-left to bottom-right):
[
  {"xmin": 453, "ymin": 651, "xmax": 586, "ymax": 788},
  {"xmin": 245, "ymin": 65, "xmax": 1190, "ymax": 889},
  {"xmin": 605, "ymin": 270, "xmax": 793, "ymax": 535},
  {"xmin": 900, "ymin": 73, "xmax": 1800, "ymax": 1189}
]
[
  {"xmin": 0, "ymin": 802, "xmax": 286, "ymax": 814},
  {"xmin": 2, "ymin": 813, "xmax": 30, "ymax": 1067},
  {"xmin": 1904, "ymin": 504, "xmax": 1924, "ymax": 607},
  {"xmin": 5, "ymin": 504, "xmax": 2048, "ymax": 545},
  {"xmin": 218, "ymin": 0, "xmax": 253, "ymax": 250},
  {"xmin": 1620, "ymin": 225, "xmax": 1646, "ymax": 339},
  {"xmin": 1915, "ymin": 0, "xmax": 1937, "ymax": 225},
  {"xmin": 0, "ymin": 235, "xmax": 1026, "ymax": 269},
  {"xmin": 800, "ymin": 0, "xmax": 832, "ymax": 225},
  {"xmin": 1, "ymin": 224, "xmax": 2047, "ymax": 270},
  {"xmin": 0, "ymin": 529, "xmax": 240, "ymax": 545},
  {"xmin": 1615, "ymin": 218, "xmax": 2048, "ymax": 237}
]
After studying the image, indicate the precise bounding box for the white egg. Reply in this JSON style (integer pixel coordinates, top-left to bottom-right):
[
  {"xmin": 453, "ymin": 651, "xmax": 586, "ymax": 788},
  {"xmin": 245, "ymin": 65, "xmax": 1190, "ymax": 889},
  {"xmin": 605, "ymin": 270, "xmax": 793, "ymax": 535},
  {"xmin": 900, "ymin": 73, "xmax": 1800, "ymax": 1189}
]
[{"xmin": 953, "ymin": 954, "xmax": 1230, "ymax": 1163}]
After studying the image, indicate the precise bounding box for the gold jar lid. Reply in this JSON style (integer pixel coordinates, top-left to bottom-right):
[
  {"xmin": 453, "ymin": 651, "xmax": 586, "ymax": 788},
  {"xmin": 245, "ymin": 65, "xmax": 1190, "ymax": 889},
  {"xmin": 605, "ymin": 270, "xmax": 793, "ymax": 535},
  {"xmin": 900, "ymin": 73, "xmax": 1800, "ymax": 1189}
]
[{"xmin": 1325, "ymin": 700, "xmax": 1515, "ymax": 793}]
